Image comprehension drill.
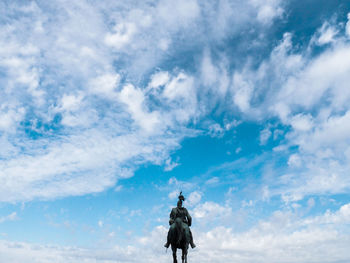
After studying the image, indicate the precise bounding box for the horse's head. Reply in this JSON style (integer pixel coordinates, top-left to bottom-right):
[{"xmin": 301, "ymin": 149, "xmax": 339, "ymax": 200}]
[
  {"xmin": 175, "ymin": 217, "xmax": 183, "ymax": 228},
  {"xmin": 174, "ymin": 218, "xmax": 184, "ymax": 245}
]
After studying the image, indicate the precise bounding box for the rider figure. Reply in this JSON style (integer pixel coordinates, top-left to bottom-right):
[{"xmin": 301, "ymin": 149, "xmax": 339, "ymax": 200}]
[{"xmin": 164, "ymin": 192, "xmax": 196, "ymax": 249}]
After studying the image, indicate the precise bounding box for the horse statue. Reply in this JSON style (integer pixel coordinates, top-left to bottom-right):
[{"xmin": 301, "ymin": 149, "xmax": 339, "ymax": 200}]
[{"xmin": 170, "ymin": 217, "xmax": 190, "ymax": 263}]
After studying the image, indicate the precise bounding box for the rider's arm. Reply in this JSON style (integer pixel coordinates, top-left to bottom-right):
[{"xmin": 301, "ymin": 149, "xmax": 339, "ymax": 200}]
[
  {"xmin": 185, "ymin": 208, "xmax": 192, "ymax": 227},
  {"xmin": 169, "ymin": 208, "xmax": 176, "ymax": 225}
]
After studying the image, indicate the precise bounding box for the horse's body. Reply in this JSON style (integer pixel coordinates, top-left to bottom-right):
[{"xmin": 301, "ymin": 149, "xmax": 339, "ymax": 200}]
[{"xmin": 170, "ymin": 218, "xmax": 189, "ymax": 263}]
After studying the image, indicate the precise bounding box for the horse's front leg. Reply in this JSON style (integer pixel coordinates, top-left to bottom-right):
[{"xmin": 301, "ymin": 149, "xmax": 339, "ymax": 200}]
[
  {"xmin": 182, "ymin": 247, "xmax": 188, "ymax": 263},
  {"xmin": 172, "ymin": 247, "xmax": 177, "ymax": 263},
  {"xmin": 182, "ymin": 248, "xmax": 188, "ymax": 263}
]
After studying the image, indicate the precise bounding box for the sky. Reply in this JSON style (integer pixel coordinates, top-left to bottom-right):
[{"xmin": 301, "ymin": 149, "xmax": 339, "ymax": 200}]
[{"xmin": 0, "ymin": 0, "xmax": 350, "ymax": 262}]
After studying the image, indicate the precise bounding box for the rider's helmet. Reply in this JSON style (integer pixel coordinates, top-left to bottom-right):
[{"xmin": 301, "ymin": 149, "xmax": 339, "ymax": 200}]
[{"xmin": 178, "ymin": 191, "xmax": 185, "ymax": 202}]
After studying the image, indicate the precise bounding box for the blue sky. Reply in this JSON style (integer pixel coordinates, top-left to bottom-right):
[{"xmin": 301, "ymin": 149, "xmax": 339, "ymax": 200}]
[{"xmin": 1, "ymin": 0, "xmax": 350, "ymax": 262}]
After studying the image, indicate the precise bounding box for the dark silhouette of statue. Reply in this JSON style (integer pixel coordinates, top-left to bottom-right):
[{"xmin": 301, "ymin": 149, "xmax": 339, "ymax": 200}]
[{"xmin": 164, "ymin": 192, "xmax": 196, "ymax": 263}]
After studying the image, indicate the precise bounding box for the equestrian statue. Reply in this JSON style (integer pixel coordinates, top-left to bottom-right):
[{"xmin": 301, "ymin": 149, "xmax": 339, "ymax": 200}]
[{"xmin": 164, "ymin": 192, "xmax": 196, "ymax": 263}]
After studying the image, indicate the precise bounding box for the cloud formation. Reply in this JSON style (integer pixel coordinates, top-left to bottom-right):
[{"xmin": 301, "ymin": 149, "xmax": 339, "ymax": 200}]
[
  {"xmin": 1, "ymin": 203, "xmax": 350, "ymax": 263},
  {"xmin": 1, "ymin": 2, "xmax": 350, "ymax": 262},
  {"xmin": 0, "ymin": 0, "xmax": 285, "ymax": 202}
]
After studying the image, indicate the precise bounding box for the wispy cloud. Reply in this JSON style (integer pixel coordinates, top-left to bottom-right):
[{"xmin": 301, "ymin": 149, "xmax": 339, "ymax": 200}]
[
  {"xmin": 0, "ymin": 0, "xmax": 286, "ymax": 203},
  {"xmin": 0, "ymin": 212, "xmax": 18, "ymax": 223}
]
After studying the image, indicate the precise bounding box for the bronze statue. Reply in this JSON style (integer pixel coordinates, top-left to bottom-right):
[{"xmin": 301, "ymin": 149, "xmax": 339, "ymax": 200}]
[{"xmin": 164, "ymin": 192, "xmax": 196, "ymax": 263}]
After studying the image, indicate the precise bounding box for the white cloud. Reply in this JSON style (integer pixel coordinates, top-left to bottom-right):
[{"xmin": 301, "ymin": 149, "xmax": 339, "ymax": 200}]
[
  {"xmin": 162, "ymin": 73, "xmax": 194, "ymax": 101},
  {"xmin": 0, "ymin": 212, "xmax": 18, "ymax": 223},
  {"xmin": 259, "ymin": 127, "xmax": 271, "ymax": 145},
  {"xmin": 118, "ymin": 84, "xmax": 161, "ymax": 134},
  {"xmin": 205, "ymin": 177, "xmax": 219, "ymax": 185},
  {"xmin": 162, "ymin": 72, "xmax": 198, "ymax": 124},
  {"xmin": 200, "ymin": 49, "xmax": 218, "ymax": 87},
  {"xmin": 89, "ymin": 73, "xmax": 120, "ymax": 98},
  {"xmin": 249, "ymin": 0, "xmax": 283, "ymax": 24},
  {"xmin": 114, "ymin": 185, "xmax": 123, "ymax": 192},
  {"xmin": 279, "ymin": 111, "xmax": 350, "ymax": 200},
  {"xmin": 287, "ymin": 154, "xmax": 301, "ymax": 168},
  {"xmin": 0, "ymin": 106, "xmax": 25, "ymax": 132},
  {"xmin": 273, "ymin": 44, "xmax": 350, "ymax": 114},
  {"xmin": 346, "ymin": 13, "xmax": 350, "ymax": 37},
  {"xmin": 2, "ymin": 203, "xmax": 350, "ymax": 263},
  {"xmin": 168, "ymin": 190, "xmax": 179, "ymax": 200},
  {"xmin": 58, "ymin": 94, "xmax": 84, "ymax": 112},
  {"xmin": 224, "ymin": 119, "xmax": 241, "ymax": 130},
  {"xmin": 60, "ymin": 109, "xmax": 99, "ymax": 128},
  {"xmin": 232, "ymin": 71, "xmax": 254, "ymax": 112},
  {"xmin": 148, "ymin": 71, "xmax": 170, "ymax": 89},
  {"xmin": 0, "ymin": 0, "xmax": 287, "ymax": 203},
  {"xmin": 105, "ymin": 22, "xmax": 137, "ymax": 49},
  {"xmin": 187, "ymin": 191, "xmax": 202, "ymax": 207},
  {"xmin": 0, "ymin": 240, "xmax": 146, "ymax": 263},
  {"xmin": 304, "ymin": 203, "xmax": 350, "ymax": 225},
  {"xmin": 193, "ymin": 204, "xmax": 350, "ymax": 263},
  {"xmin": 192, "ymin": 201, "xmax": 233, "ymax": 224},
  {"xmin": 315, "ymin": 22, "xmax": 338, "ymax": 45},
  {"xmin": 223, "ymin": 20, "xmax": 350, "ymax": 201},
  {"xmin": 167, "ymin": 177, "xmax": 195, "ymax": 192},
  {"xmin": 208, "ymin": 123, "xmax": 224, "ymax": 138},
  {"xmin": 164, "ymin": 158, "xmax": 179, "ymax": 172},
  {"xmin": 0, "ymin": 127, "xmax": 184, "ymax": 202},
  {"xmin": 235, "ymin": 147, "xmax": 242, "ymax": 154},
  {"xmin": 290, "ymin": 113, "xmax": 313, "ymax": 132},
  {"xmin": 54, "ymin": 93, "xmax": 99, "ymax": 128},
  {"xmin": 0, "ymin": 135, "xmax": 20, "ymax": 157},
  {"xmin": 275, "ymin": 156, "xmax": 350, "ymax": 202},
  {"xmin": 157, "ymin": 0, "xmax": 200, "ymax": 28},
  {"xmin": 307, "ymin": 198, "xmax": 315, "ymax": 208}
]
